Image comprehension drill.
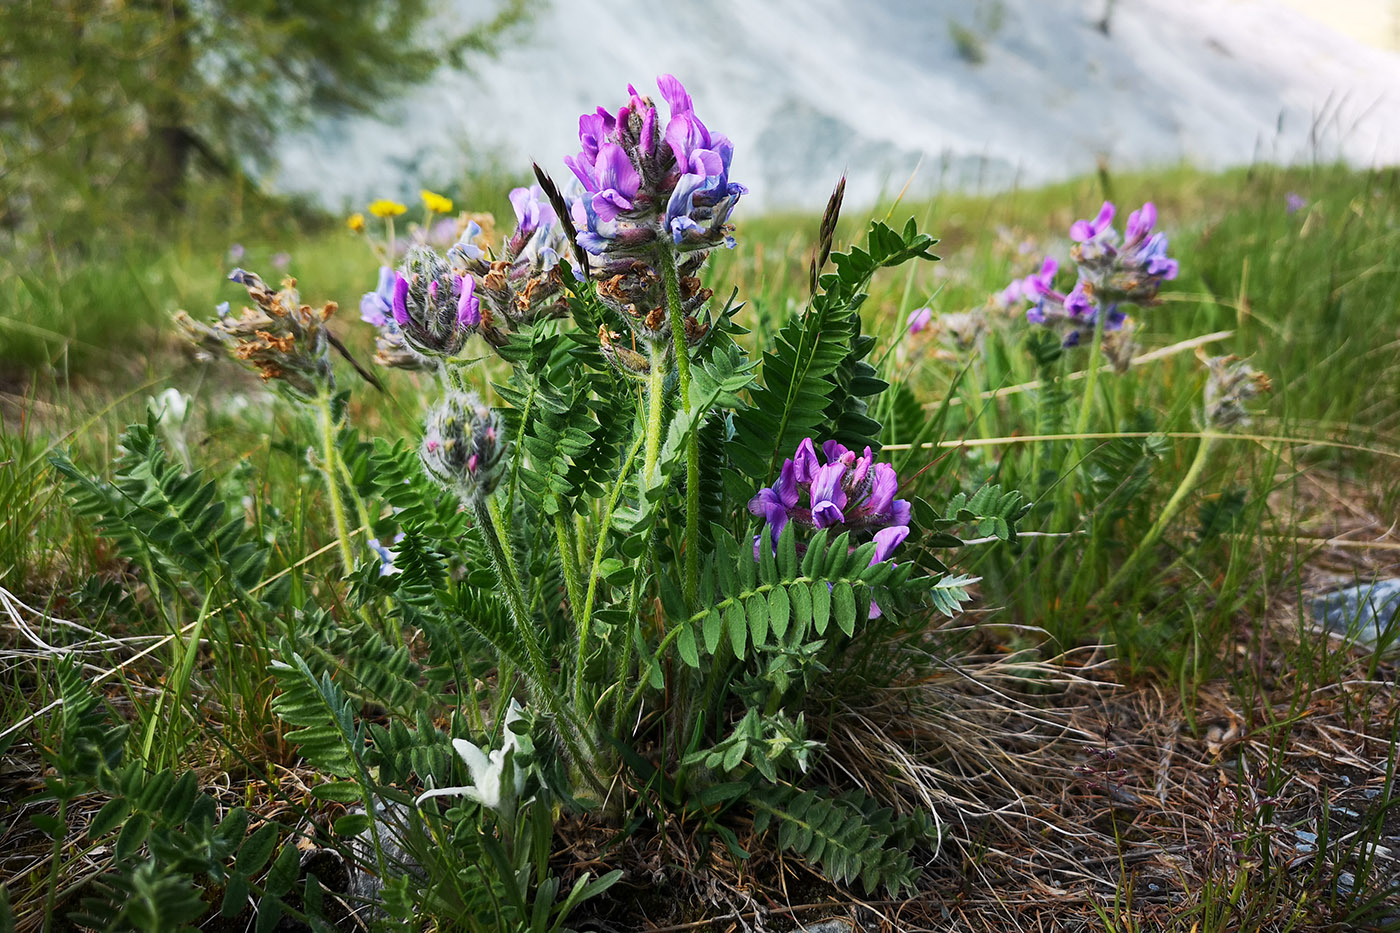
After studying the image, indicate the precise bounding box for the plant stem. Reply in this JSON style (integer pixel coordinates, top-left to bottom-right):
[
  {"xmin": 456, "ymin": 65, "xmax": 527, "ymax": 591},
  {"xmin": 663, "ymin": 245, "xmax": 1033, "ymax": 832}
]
[
  {"xmin": 577, "ymin": 427, "xmax": 646, "ymax": 712},
  {"xmin": 642, "ymin": 342, "xmax": 667, "ymax": 483},
  {"xmin": 42, "ymin": 796, "xmax": 67, "ymax": 928},
  {"xmin": 475, "ymin": 494, "xmax": 601, "ymax": 777},
  {"xmin": 1097, "ymin": 432, "xmax": 1215, "ymax": 605},
  {"xmin": 1055, "ymin": 321, "xmax": 1107, "ymax": 528},
  {"xmin": 659, "ymin": 240, "xmax": 701, "ymax": 609},
  {"xmin": 553, "ymin": 509, "xmax": 584, "ymax": 624},
  {"xmin": 486, "ymin": 496, "xmax": 522, "ymax": 589},
  {"xmin": 315, "ymin": 389, "xmax": 356, "ymax": 576}
]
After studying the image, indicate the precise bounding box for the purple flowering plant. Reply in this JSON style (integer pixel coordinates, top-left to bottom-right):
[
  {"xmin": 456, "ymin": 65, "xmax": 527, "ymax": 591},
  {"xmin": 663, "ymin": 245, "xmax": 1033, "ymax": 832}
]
[
  {"xmin": 169, "ymin": 73, "xmax": 1007, "ymax": 904},
  {"xmin": 1008, "ymin": 200, "xmax": 1178, "ymax": 348}
]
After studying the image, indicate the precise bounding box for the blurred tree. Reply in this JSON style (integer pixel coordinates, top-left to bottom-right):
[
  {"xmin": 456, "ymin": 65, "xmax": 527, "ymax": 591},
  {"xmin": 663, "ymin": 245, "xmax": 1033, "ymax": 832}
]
[{"xmin": 0, "ymin": 0, "xmax": 531, "ymax": 242}]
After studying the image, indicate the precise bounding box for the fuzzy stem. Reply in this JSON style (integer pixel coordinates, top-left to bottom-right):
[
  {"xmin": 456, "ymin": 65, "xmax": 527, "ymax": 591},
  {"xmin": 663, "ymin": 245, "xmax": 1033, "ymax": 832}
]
[
  {"xmin": 642, "ymin": 343, "xmax": 667, "ymax": 483},
  {"xmin": 474, "ymin": 494, "xmax": 601, "ymax": 777},
  {"xmin": 1097, "ymin": 432, "xmax": 1215, "ymax": 605},
  {"xmin": 1057, "ymin": 320, "xmax": 1107, "ymax": 523},
  {"xmin": 315, "ymin": 390, "xmax": 356, "ymax": 576},
  {"xmin": 578, "ymin": 427, "xmax": 646, "ymax": 713},
  {"xmin": 553, "ymin": 509, "xmax": 585, "ymax": 625},
  {"xmin": 659, "ymin": 240, "xmax": 701, "ymax": 609},
  {"xmin": 486, "ymin": 496, "xmax": 522, "ymax": 590}
]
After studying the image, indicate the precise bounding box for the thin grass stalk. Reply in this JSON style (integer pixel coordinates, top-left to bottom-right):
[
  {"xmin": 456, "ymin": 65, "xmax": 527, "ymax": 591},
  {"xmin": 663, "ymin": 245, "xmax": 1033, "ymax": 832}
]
[
  {"xmin": 1059, "ymin": 319, "xmax": 1107, "ymax": 520},
  {"xmin": 1097, "ymin": 432, "xmax": 1215, "ymax": 605},
  {"xmin": 578, "ymin": 427, "xmax": 646, "ymax": 713}
]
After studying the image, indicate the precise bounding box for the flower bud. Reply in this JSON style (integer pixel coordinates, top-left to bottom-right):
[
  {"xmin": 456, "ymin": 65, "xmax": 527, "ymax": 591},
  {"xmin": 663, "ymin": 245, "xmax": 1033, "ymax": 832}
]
[
  {"xmin": 420, "ymin": 392, "xmax": 509, "ymax": 503},
  {"xmin": 392, "ymin": 246, "xmax": 478, "ymax": 360}
]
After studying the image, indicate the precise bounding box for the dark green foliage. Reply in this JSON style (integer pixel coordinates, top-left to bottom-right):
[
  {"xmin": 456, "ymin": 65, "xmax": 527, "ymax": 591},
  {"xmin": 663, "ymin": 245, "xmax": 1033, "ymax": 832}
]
[
  {"xmin": 28, "ymin": 660, "xmax": 304, "ymax": 932},
  {"xmin": 268, "ymin": 645, "xmax": 368, "ymax": 779},
  {"xmin": 732, "ymin": 218, "xmax": 938, "ymax": 481},
  {"xmin": 943, "ymin": 484, "xmax": 1032, "ymax": 544},
  {"xmin": 1197, "ymin": 486, "xmax": 1248, "ymax": 540},
  {"xmin": 751, "ymin": 786, "xmax": 936, "ymax": 895},
  {"xmin": 49, "ymin": 414, "xmax": 275, "ymax": 603}
]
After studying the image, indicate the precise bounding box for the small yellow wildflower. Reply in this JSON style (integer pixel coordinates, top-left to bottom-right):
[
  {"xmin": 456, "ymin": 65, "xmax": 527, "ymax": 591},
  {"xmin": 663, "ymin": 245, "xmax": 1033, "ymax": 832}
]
[
  {"xmin": 346, "ymin": 212, "xmax": 366, "ymax": 233},
  {"xmin": 421, "ymin": 189, "xmax": 453, "ymax": 214},
  {"xmin": 369, "ymin": 199, "xmax": 408, "ymax": 218}
]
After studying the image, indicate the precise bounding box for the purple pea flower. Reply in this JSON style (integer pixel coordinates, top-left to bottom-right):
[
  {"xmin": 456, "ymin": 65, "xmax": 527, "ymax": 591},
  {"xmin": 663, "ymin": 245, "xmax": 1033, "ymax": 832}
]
[
  {"xmin": 1285, "ymin": 192, "xmax": 1307, "ymax": 214},
  {"xmin": 747, "ymin": 459, "xmax": 800, "ymax": 544},
  {"xmin": 1021, "ymin": 257, "xmax": 1059, "ymax": 297},
  {"xmin": 455, "ymin": 275, "xmax": 480, "ymax": 328},
  {"xmin": 809, "ymin": 462, "xmax": 848, "ymax": 528},
  {"xmin": 391, "ymin": 273, "xmax": 411, "ymax": 326},
  {"xmin": 866, "ymin": 525, "xmax": 910, "ymax": 619},
  {"xmin": 994, "ymin": 279, "xmax": 1025, "ymax": 310},
  {"xmin": 227, "ymin": 243, "xmax": 245, "ymax": 263},
  {"xmin": 360, "ymin": 265, "xmax": 396, "ymax": 326},
  {"xmin": 509, "ymin": 185, "xmax": 554, "ymax": 239},
  {"xmin": 1070, "ymin": 201, "xmax": 1116, "ymax": 244},
  {"xmin": 271, "ymin": 251, "xmax": 291, "ymax": 271},
  {"xmin": 588, "ymin": 144, "xmax": 641, "ymax": 222},
  {"xmin": 1123, "ymin": 202, "xmax": 1156, "ymax": 247},
  {"xmin": 907, "ymin": 307, "xmax": 934, "ymax": 334},
  {"xmin": 792, "ymin": 437, "xmax": 820, "ymax": 483}
]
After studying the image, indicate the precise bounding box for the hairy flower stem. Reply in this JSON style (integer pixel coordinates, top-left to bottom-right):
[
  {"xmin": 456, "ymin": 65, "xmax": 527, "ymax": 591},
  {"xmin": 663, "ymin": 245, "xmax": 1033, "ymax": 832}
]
[
  {"xmin": 659, "ymin": 241, "xmax": 700, "ymax": 609},
  {"xmin": 315, "ymin": 390, "xmax": 357, "ymax": 577},
  {"xmin": 1097, "ymin": 433, "xmax": 1215, "ymax": 605},
  {"xmin": 486, "ymin": 496, "xmax": 523, "ymax": 590},
  {"xmin": 578, "ymin": 427, "xmax": 646, "ymax": 713},
  {"xmin": 475, "ymin": 495, "xmax": 601, "ymax": 779},
  {"xmin": 642, "ymin": 343, "xmax": 668, "ymax": 483},
  {"xmin": 553, "ymin": 509, "xmax": 585, "ymax": 625}
]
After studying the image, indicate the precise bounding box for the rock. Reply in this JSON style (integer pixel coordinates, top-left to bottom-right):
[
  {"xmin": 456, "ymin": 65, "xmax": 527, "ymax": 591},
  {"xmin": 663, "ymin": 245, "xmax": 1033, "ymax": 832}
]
[{"xmin": 1309, "ymin": 579, "xmax": 1400, "ymax": 650}]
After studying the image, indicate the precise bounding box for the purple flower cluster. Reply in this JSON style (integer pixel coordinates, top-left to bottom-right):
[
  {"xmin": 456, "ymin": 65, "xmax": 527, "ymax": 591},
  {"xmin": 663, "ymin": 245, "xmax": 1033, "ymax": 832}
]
[
  {"xmin": 561, "ymin": 76, "xmax": 743, "ymax": 356},
  {"xmin": 366, "ymin": 245, "xmax": 480, "ymax": 364},
  {"xmin": 749, "ymin": 439, "xmax": 910, "ymax": 602},
  {"xmin": 447, "ymin": 185, "xmax": 571, "ymax": 348},
  {"xmin": 1010, "ymin": 201, "xmax": 1178, "ymax": 347},
  {"xmin": 360, "ymin": 186, "xmax": 572, "ymax": 367},
  {"xmin": 748, "ymin": 439, "xmax": 911, "ymax": 618},
  {"xmin": 565, "ymin": 75, "xmax": 745, "ymax": 260}
]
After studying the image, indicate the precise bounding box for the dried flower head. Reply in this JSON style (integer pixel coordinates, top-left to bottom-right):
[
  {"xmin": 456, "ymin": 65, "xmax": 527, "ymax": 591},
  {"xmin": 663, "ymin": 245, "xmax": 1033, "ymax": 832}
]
[
  {"xmin": 420, "ymin": 392, "xmax": 509, "ymax": 503},
  {"xmin": 174, "ymin": 269, "xmax": 335, "ymax": 402},
  {"xmin": 936, "ymin": 310, "xmax": 989, "ymax": 351},
  {"xmin": 447, "ymin": 186, "xmax": 572, "ymax": 349},
  {"xmin": 1203, "ymin": 354, "xmax": 1271, "ymax": 428}
]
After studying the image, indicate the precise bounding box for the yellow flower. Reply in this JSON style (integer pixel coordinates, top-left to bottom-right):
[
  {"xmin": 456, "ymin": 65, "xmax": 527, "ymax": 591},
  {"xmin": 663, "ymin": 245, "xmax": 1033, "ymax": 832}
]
[
  {"xmin": 421, "ymin": 189, "xmax": 453, "ymax": 215},
  {"xmin": 369, "ymin": 199, "xmax": 408, "ymax": 218},
  {"xmin": 346, "ymin": 212, "xmax": 366, "ymax": 233}
]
